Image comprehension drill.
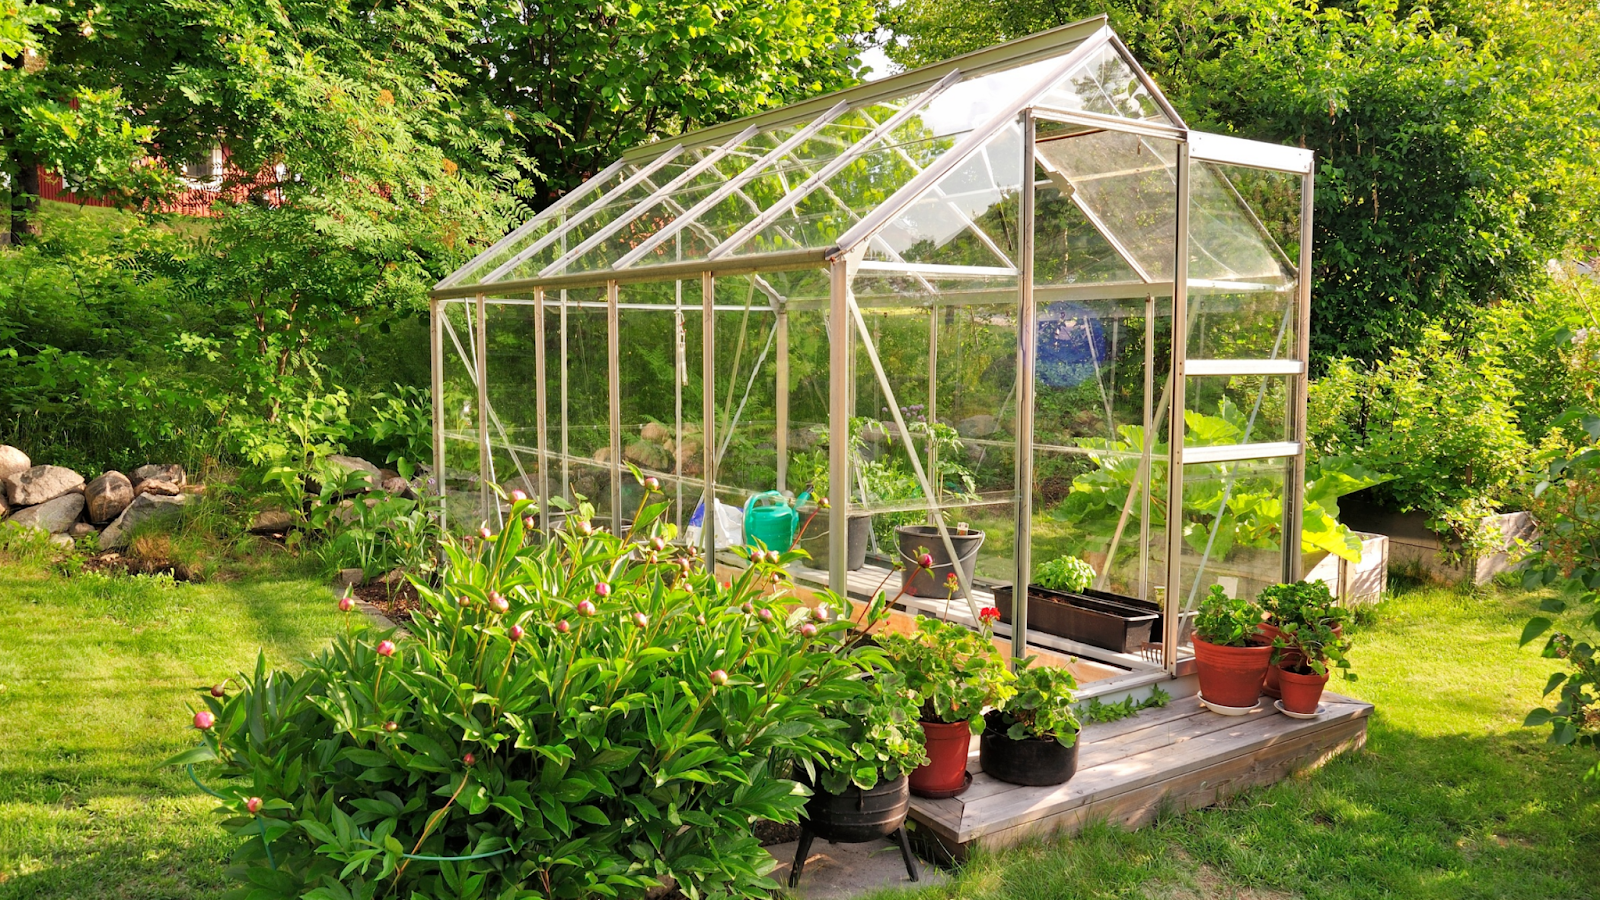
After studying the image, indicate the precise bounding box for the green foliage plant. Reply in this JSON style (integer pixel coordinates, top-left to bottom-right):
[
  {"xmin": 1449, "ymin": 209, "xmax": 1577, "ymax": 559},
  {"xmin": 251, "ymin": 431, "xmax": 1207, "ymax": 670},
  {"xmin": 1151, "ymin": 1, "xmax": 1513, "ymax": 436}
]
[
  {"xmin": 1193, "ymin": 585, "xmax": 1265, "ymax": 648},
  {"xmin": 815, "ymin": 669, "xmax": 929, "ymax": 794},
  {"xmin": 992, "ymin": 661, "xmax": 1080, "ymax": 746},
  {"xmin": 169, "ymin": 490, "xmax": 879, "ymax": 899},
  {"xmin": 1076, "ymin": 686, "xmax": 1170, "ymax": 725},
  {"xmin": 877, "ymin": 616, "xmax": 1015, "ymax": 732},
  {"xmin": 1519, "ymin": 329, "xmax": 1600, "ymax": 780},
  {"xmin": 1259, "ymin": 580, "xmax": 1349, "ymax": 634},
  {"xmin": 1270, "ymin": 618, "xmax": 1355, "ymax": 680},
  {"xmin": 1034, "ymin": 555, "xmax": 1095, "ymax": 593}
]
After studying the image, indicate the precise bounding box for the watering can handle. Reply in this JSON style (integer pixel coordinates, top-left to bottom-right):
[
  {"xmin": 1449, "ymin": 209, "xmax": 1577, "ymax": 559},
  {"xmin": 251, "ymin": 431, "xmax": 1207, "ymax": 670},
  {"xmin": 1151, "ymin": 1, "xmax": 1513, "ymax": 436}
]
[{"xmin": 743, "ymin": 490, "xmax": 787, "ymax": 519}]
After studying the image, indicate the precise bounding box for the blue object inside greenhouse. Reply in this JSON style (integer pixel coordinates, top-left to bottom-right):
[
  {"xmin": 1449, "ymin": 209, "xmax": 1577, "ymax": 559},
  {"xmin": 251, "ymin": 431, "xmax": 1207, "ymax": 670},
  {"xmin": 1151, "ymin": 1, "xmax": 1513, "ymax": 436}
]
[{"xmin": 1037, "ymin": 302, "xmax": 1109, "ymax": 388}]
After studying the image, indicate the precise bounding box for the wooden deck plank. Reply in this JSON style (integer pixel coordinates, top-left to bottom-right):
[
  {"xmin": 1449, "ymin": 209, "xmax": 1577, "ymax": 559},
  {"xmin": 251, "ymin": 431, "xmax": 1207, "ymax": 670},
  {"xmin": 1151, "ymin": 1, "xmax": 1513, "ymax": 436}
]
[{"xmin": 906, "ymin": 694, "xmax": 1372, "ymax": 847}]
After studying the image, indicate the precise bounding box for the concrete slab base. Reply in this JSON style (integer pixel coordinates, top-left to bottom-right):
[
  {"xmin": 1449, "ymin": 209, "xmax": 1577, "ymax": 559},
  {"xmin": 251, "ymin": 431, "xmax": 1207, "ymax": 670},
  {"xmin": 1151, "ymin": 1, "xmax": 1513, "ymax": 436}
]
[{"xmin": 767, "ymin": 836, "xmax": 946, "ymax": 899}]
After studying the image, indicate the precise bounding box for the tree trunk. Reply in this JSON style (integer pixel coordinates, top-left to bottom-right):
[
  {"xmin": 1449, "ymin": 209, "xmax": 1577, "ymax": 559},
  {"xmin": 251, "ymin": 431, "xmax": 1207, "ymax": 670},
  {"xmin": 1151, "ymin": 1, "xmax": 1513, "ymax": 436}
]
[{"xmin": 11, "ymin": 162, "xmax": 41, "ymax": 245}]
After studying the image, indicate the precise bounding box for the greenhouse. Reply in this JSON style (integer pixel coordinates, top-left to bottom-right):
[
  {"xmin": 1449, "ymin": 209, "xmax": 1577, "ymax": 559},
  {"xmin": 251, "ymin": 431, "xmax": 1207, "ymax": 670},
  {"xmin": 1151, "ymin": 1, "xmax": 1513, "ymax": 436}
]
[{"xmin": 429, "ymin": 15, "xmax": 1314, "ymax": 689}]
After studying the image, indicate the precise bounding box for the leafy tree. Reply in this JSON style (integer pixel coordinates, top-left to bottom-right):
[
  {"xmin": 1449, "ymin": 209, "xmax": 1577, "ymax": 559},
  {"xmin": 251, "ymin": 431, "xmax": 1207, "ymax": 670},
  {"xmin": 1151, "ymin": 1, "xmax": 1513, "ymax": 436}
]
[
  {"xmin": 881, "ymin": 0, "xmax": 1600, "ymax": 364},
  {"xmin": 453, "ymin": 0, "xmax": 878, "ymax": 206}
]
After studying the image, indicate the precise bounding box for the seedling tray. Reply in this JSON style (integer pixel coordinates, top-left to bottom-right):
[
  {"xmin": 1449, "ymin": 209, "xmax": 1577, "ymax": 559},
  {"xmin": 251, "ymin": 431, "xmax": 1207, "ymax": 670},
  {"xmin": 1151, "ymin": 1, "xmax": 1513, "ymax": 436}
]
[{"xmin": 991, "ymin": 585, "xmax": 1158, "ymax": 654}]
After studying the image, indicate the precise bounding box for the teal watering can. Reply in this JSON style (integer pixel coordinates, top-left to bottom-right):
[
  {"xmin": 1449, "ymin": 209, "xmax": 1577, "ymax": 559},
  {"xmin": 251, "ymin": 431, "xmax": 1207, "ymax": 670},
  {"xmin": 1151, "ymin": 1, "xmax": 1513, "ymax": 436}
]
[{"xmin": 742, "ymin": 488, "xmax": 812, "ymax": 553}]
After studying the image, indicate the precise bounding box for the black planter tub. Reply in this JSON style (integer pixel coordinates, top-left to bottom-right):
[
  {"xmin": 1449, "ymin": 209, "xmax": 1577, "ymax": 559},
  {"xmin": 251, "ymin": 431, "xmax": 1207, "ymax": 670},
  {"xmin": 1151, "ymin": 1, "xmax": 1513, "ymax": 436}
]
[
  {"xmin": 791, "ymin": 775, "xmax": 919, "ymax": 887},
  {"xmin": 978, "ymin": 711, "xmax": 1080, "ymax": 787},
  {"xmin": 991, "ymin": 584, "xmax": 1159, "ymax": 654}
]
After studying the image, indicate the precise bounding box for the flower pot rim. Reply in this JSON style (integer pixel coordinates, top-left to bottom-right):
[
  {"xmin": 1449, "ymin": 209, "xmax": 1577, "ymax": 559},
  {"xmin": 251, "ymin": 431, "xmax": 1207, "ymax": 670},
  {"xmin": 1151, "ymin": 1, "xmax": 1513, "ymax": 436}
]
[
  {"xmin": 895, "ymin": 523, "xmax": 985, "ymax": 538},
  {"xmin": 1193, "ymin": 634, "xmax": 1273, "ymax": 650}
]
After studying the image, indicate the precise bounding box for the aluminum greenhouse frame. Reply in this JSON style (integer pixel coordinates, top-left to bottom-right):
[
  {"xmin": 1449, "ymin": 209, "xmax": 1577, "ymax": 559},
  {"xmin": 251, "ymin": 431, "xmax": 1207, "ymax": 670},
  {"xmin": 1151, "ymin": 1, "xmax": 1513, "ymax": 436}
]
[{"xmin": 430, "ymin": 16, "xmax": 1314, "ymax": 685}]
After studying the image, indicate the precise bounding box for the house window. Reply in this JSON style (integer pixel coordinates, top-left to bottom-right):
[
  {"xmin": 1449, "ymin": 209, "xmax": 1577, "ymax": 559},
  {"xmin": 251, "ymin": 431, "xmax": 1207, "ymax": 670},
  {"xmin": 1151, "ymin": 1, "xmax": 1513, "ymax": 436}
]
[{"xmin": 180, "ymin": 145, "xmax": 224, "ymax": 191}]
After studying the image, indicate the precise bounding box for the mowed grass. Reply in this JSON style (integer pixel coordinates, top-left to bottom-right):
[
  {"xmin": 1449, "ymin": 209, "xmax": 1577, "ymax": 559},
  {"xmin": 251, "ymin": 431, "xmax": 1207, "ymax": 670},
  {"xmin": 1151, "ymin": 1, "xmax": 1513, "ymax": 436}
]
[
  {"xmin": 0, "ymin": 559, "xmax": 343, "ymax": 899},
  {"xmin": 871, "ymin": 583, "xmax": 1600, "ymax": 900}
]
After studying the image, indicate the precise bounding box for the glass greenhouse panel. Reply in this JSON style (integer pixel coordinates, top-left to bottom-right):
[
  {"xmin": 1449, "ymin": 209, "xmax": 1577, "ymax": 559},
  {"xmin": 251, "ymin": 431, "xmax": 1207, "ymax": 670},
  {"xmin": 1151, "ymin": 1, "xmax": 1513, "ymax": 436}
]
[
  {"xmin": 482, "ymin": 301, "xmax": 543, "ymax": 520},
  {"xmin": 615, "ymin": 283, "xmax": 693, "ymax": 529},
  {"xmin": 1034, "ymin": 128, "xmax": 1180, "ymax": 282},
  {"xmin": 1033, "ymin": 294, "xmax": 1169, "ymax": 448},
  {"xmin": 1174, "ymin": 457, "xmax": 1293, "ymax": 617},
  {"xmin": 706, "ymin": 275, "xmax": 784, "ymax": 512},
  {"xmin": 1034, "ymin": 41, "xmax": 1174, "ymax": 124},
  {"xmin": 438, "ymin": 300, "xmax": 485, "ymax": 526},
  {"xmin": 1182, "ymin": 374, "xmax": 1293, "ymax": 447},
  {"xmin": 1186, "ymin": 162, "xmax": 1303, "ymax": 360}
]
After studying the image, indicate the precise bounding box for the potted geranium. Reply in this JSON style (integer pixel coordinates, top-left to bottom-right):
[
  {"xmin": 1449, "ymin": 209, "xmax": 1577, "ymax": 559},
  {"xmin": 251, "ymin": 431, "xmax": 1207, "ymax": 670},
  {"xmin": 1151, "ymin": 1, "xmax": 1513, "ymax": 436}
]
[
  {"xmin": 1270, "ymin": 619, "xmax": 1354, "ymax": 715},
  {"xmin": 979, "ymin": 662, "xmax": 1081, "ymax": 786},
  {"xmin": 1192, "ymin": 585, "xmax": 1272, "ymax": 711},
  {"xmin": 878, "ymin": 614, "xmax": 1015, "ymax": 798},
  {"xmin": 790, "ymin": 670, "xmax": 928, "ymax": 888},
  {"xmin": 1258, "ymin": 580, "xmax": 1349, "ymax": 699}
]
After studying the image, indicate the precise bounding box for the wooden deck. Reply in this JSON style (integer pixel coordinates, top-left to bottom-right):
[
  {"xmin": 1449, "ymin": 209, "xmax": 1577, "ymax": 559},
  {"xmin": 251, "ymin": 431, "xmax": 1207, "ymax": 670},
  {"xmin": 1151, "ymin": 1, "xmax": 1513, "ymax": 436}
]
[{"xmin": 908, "ymin": 691, "xmax": 1373, "ymax": 859}]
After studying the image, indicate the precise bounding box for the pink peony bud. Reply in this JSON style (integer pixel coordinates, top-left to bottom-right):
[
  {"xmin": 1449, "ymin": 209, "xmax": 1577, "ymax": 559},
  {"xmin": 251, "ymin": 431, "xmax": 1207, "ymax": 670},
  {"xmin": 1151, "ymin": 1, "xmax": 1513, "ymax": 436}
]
[
  {"xmin": 462, "ymin": 753, "xmax": 475, "ymax": 767},
  {"xmin": 643, "ymin": 476, "xmax": 660, "ymax": 492},
  {"xmin": 524, "ymin": 516, "xmax": 536, "ymax": 529},
  {"xmin": 246, "ymin": 797, "xmax": 262, "ymax": 814},
  {"xmin": 696, "ymin": 614, "xmax": 707, "ymax": 626},
  {"xmin": 650, "ymin": 536, "xmax": 666, "ymax": 552},
  {"xmin": 479, "ymin": 526, "xmax": 492, "ymax": 540},
  {"xmin": 741, "ymin": 600, "xmax": 754, "ymax": 615},
  {"xmin": 757, "ymin": 608, "xmax": 773, "ymax": 623},
  {"xmin": 509, "ymin": 624, "xmax": 526, "ymax": 642},
  {"xmin": 457, "ymin": 593, "xmax": 472, "ymax": 608},
  {"xmin": 595, "ymin": 582, "xmax": 612, "ymax": 597},
  {"xmin": 800, "ymin": 623, "xmax": 818, "ymax": 638},
  {"xmin": 555, "ymin": 620, "xmax": 570, "ymax": 634},
  {"xmin": 339, "ymin": 595, "xmax": 355, "ymax": 613},
  {"xmin": 193, "ymin": 711, "xmax": 215, "ymax": 730},
  {"xmin": 210, "ymin": 683, "xmax": 227, "ymax": 698},
  {"xmin": 489, "ymin": 592, "xmax": 509, "ymax": 614},
  {"xmin": 709, "ymin": 669, "xmax": 729, "ymax": 686},
  {"xmin": 510, "ymin": 489, "xmax": 528, "ymax": 502},
  {"xmin": 384, "ymin": 720, "xmax": 399, "ymax": 732},
  {"xmin": 918, "ymin": 553, "xmax": 934, "ymax": 569},
  {"xmin": 576, "ymin": 600, "xmax": 597, "ymax": 618},
  {"xmin": 576, "ymin": 520, "xmax": 594, "ymax": 537},
  {"xmin": 376, "ymin": 640, "xmax": 396, "ymax": 658},
  {"xmin": 632, "ymin": 612, "xmax": 649, "ymax": 629},
  {"xmin": 819, "ymin": 497, "xmax": 830, "ymax": 509}
]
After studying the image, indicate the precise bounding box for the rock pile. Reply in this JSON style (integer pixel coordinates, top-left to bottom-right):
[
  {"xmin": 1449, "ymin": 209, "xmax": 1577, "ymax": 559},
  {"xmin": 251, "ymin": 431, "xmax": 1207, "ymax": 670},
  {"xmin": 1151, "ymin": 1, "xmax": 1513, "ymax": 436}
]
[{"xmin": 0, "ymin": 445, "xmax": 191, "ymax": 550}]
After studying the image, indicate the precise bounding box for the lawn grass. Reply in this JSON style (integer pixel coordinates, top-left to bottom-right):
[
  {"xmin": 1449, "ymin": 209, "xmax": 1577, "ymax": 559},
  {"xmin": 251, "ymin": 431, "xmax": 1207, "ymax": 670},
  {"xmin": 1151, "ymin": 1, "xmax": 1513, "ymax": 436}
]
[
  {"xmin": 0, "ymin": 556, "xmax": 343, "ymax": 899},
  {"xmin": 872, "ymin": 582, "xmax": 1600, "ymax": 900}
]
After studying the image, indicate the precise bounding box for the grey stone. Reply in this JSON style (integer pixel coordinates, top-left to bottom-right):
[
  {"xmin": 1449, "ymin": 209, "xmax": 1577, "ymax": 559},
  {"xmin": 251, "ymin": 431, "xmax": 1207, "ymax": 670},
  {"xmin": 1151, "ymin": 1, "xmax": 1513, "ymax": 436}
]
[
  {"xmin": 68, "ymin": 521, "xmax": 98, "ymax": 538},
  {"xmin": 334, "ymin": 496, "xmax": 379, "ymax": 525},
  {"xmin": 5, "ymin": 465, "xmax": 84, "ymax": 507},
  {"xmin": 7, "ymin": 493, "xmax": 85, "ymax": 533},
  {"xmin": 380, "ymin": 475, "xmax": 418, "ymax": 500},
  {"xmin": 99, "ymin": 492, "xmax": 189, "ymax": 550},
  {"xmin": 325, "ymin": 455, "xmax": 381, "ymax": 492},
  {"xmin": 85, "ymin": 471, "xmax": 135, "ymax": 524},
  {"xmin": 130, "ymin": 463, "xmax": 186, "ymax": 490},
  {"xmin": 957, "ymin": 414, "xmax": 999, "ymax": 437},
  {"xmin": 0, "ymin": 445, "xmax": 29, "ymax": 482},
  {"xmin": 335, "ymin": 568, "xmax": 365, "ymax": 588},
  {"xmin": 135, "ymin": 479, "xmax": 182, "ymax": 497},
  {"xmin": 49, "ymin": 533, "xmax": 74, "ymax": 549},
  {"xmin": 640, "ymin": 421, "xmax": 671, "ymax": 444},
  {"xmin": 250, "ymin": 508, "xmax": 295, "ymax": 534}
]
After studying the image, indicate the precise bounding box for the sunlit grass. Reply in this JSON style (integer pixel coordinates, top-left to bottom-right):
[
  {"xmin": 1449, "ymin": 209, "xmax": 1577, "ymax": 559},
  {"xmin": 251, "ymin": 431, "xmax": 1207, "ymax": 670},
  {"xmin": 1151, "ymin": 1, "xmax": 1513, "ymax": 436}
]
[{"xmin": 0, "ymin": 561, "xmax": 342, "ymax": 899}]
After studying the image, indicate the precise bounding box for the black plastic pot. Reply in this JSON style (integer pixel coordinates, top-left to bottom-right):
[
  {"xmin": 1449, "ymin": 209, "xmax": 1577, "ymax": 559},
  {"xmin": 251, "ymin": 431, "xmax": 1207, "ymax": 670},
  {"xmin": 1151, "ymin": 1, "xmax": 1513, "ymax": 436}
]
[
  {"xmin": 991, "ymin": 585, "xmax": 1158, "ymax": 654},
  {"xmin": 896, "ymin": 524, "xmax": 984, "ymax": 598},
  {"xmin": 797, "ymin": 513, "xmax": 872, "ymax": 571},
  {"xmin": 791, "ymin": 775, "xmax": 919, "ymax": 887},
  {"xmin": 978, "ymin": 712, "xmax": 1080, "ymax": 787}
]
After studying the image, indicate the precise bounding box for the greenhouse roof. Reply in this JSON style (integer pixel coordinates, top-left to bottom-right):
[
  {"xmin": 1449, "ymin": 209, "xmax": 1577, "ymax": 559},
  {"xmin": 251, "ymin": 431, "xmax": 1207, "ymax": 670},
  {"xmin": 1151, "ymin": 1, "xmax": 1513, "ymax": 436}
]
[{"xmin": 435, "ymin": 16, "xmax": 1308, "ymax": 299}]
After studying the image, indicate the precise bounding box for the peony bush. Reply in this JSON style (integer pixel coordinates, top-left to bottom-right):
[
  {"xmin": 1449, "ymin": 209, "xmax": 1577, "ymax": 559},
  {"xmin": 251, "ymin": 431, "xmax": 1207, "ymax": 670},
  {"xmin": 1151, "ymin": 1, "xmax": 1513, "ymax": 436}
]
[{"xmin": 171, "ymin": 488, "xmax": 880, "ymax": 899}]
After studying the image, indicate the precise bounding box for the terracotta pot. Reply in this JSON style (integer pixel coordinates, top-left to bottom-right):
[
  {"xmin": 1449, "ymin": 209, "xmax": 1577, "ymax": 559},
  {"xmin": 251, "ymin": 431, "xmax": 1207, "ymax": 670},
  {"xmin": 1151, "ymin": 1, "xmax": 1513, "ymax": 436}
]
[
  {"xmin": 909, "ymin": 720, "xmax": 973, "ymax": 797},
  {"xmin": 1259, "ymin": 624, "xmax": 1287, "ymax": 699},
  {"xmin": 1192, "ymin": 636, "xmax": 1272, "ymax": 709},
  {"xmin": 1276, "ymin": 664, "xmax": 1331, "ymax": 714},
  {"xmin": 1261, "ymin": 621, "xmax": 1343, "ymax": 699}
]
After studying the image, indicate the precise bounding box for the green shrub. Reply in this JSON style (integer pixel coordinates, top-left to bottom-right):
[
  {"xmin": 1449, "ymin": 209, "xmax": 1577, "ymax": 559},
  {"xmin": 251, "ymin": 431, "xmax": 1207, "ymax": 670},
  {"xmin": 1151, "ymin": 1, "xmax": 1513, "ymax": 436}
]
[
  {"xmin": 172, "ymin": 493, "xmax": 877, "ymax": 899},
  {"xmin": 1193, "ymin": 585, "xmax": 1264, "ymax": 647},
  {"xmin": 1310, "ymin": 325, "xmax": 1528, "ymax": 552},
  {"xmin": 878, "ymin": 616, "xmax": 1014, "ymax": 731},
  {"xmin": 1034, "ymin": 555, "xmax": 1095, "ymax": 593},
  {"xmin": 814, "ymin": 669, "xmax": 928, "ymax": 793}
]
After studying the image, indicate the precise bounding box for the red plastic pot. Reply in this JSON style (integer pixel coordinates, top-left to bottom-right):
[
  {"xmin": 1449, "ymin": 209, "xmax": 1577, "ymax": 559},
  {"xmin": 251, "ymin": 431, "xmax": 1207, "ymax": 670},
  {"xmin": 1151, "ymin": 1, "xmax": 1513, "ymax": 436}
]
[
  {"xmin": 1275, "ymin": 664, "xmax": 1331, "ymax": 714},
  {"xmin": 1192, "ymin": 636, "xmax": 1272, "ymax": 709},
  {"xmin": 909, "ymin": 720, "xmax": 974, "ymax": 798}
]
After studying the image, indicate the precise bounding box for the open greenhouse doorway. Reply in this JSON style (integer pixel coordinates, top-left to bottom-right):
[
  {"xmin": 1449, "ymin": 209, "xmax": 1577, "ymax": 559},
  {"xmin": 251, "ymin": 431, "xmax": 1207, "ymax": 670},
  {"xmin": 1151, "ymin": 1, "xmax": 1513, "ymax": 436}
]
[{"xmin": 429, "ymin": 16, "xmax": 1314, "ymax": 696}]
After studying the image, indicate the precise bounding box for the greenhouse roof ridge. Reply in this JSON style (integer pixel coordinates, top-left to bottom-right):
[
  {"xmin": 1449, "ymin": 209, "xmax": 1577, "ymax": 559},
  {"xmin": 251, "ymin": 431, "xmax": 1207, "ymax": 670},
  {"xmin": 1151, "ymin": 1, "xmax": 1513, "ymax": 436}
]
[{"xmin": 616, "ymin": 14, "xmax": 1116, "ymax": 162}]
